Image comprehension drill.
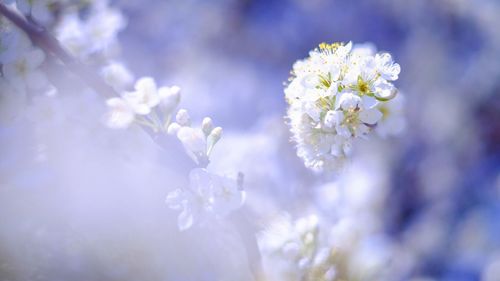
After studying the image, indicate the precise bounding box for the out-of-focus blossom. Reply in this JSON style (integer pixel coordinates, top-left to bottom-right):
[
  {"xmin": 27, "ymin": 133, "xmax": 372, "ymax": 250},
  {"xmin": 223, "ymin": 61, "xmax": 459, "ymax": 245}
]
[
  {"xmin": 104, "ymin": 77, "xmax": 181, "ymax": 130},
  {"xmin": 166, "ymin": 168, "xmax": 245, "ymax": 231},
  {"xmin": 104, "ymin": 97, "xmax": 135, "ymax": 129},
  {"xmin": 55, "ymin": 1, "xmax": 125, "ymax": 59},
  {"xmin": 101, "ymin": 62, "xmax": 134, "ymax": 91},
  {"xmin": 0, "ymin": 27, "xmax": 47, "ymax": 93}
]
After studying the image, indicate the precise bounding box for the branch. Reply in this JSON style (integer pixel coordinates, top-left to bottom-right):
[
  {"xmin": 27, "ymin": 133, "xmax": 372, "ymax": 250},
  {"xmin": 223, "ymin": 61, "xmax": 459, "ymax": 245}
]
[{"xmin": 0, "ymin": 2, "xmax": 117, "ymax": 97}]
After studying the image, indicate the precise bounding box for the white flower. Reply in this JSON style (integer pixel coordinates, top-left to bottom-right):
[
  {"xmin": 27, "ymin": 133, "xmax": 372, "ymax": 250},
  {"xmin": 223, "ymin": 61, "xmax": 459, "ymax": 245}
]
[
  {"xmin": 176, "ymin": 126, "xmax": 207, "ymax": 164},
  {"xmin": 166, "ymin": 168, "xmax": 245, "ymax": 231},
  {"xmin": 123, "ymin": 77, "xmax": 161, "ymax": 115},
  {"xmin": 104, "ymin": 97, "xmax": 135, "ymax": 129},
  {"xmin": 175, "ymin": 108, "xmax": 190, "ymax": 126},
  {"xmin": 101, "ymin": 62, "xmax": 134, "ymax": 91},
  {"xmin": 285, "ymin": 42, "xmax": 401, "ymax": 171},
  {"xmin": 375, "ymin": 53, "xmax": 401, "ymax": 81},
  {"xmin": 3, "ymin": 48, "xmax": 46, "ymax": 89},
  {"xmin": 54, "ymin": 2, "xmax": 125, "ymax": 58}
]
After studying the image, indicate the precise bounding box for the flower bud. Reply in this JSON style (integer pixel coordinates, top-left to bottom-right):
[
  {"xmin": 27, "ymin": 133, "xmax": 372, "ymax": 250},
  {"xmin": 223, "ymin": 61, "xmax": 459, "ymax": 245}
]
[
  {"xmin": 208, "ymin": 127, "xmax": 222, "ymax": 143},
  {"xmin": 175, "ymin": 109, "xmax": 190, "ymax": 126},
  {"xmin": 206, "ymin": 127, "xmax": 222, "ymax": 156},
  {"xmin": 201, "ymin": 117, "xmax": 213, "ymax": 136}
]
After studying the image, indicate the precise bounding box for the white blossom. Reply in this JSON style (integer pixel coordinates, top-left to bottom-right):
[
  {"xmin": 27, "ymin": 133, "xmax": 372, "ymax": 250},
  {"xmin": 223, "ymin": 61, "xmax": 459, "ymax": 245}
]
[
  {"xmin": 1, "ymin": 28, "xmax": 47, "ymax": 92},
  {"xmin": 104, "ymin": 97, "xmax": 135, "ymax": 129},
  {"xmin": 103, "ymin": 77, "xmax": 180, "ymax": 130},
  {"xmin": 55, "ymin": 2, "xmax": 125, "ymax": 59},
  {"xmin": 101, "ymin": 62, "xmax": 134, "ymax": 91},
  {"xmin": 166, "ymin": 168, "xmax": 245, "ymax": 231},
  {"xmin": 285, "ymin": 42, "xmax": 401, "ymax": 171}
]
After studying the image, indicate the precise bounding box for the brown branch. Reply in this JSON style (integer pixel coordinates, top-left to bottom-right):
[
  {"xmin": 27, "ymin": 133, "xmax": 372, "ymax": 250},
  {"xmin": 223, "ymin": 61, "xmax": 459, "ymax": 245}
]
[{"xmin": 0, "ymin": 2, "xmax": 117, "ymax": 97}]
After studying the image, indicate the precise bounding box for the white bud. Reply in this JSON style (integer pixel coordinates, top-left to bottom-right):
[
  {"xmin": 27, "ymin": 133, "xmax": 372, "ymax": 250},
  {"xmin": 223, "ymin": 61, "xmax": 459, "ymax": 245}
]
[
  {"xmin": 201, "ymin": 117, "xmax": 214, "ymax": 136},
  {"xmin": 209, "ymin": 127, "xmax": 222, "ymax": 143},
  {"xmin": 167, "ymin": 122, "xmax": 181, "ymax": 135},
  {"xmin": 206, "ymin": 127, "xmax": 223, "ymax": 156},
  {"xmin": 175, "ymin": 109, "xmax": 190, "ymax": 126}
]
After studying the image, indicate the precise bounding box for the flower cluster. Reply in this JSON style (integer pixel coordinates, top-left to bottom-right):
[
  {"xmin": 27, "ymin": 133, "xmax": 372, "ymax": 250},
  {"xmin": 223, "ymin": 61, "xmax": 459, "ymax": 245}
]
[
  {"xmin": 285, "ymin": 42, "xmax": 401, "ymax": 171},
  {"xmin": 166, "ymin": 168, "xmax": 245, "ymax": 231}
]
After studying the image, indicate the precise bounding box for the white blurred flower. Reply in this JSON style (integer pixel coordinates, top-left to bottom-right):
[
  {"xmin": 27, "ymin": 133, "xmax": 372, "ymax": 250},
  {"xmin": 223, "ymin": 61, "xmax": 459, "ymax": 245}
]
[
  {"xmin": 101, "ymin": 62, "xmax": 134, "ymax": 91},
  {"xmin": 104, "ymin": 97, "xmax": 135, "ymax": 129},
  {"xmin": 124, "ymin": 77, "xmax": 161, "ymax": 115},
  {"xmin": 55, "ymin": 2, "xmax": 125, "ymax": 59},
  {"xmin": 1, "ymin": 28, "xmax": 47, "ymax": 92},
  {"xmin": 103, "ymin": 77, "xmax": 180, "ymax": 131},
  {"xmin": 166, "ymin": 168, "xmax": 245, "ymax": 231},
  {"xmin": 175, "ymin": 108, "xmax": 190, "ymax": 126},
  {"xmin": 258, "ymin": 214, "xmax": 338, "ymax": 281},
  {"xmin": 285, "ymin": 42, "xmax": 401, "ymax": 171}
]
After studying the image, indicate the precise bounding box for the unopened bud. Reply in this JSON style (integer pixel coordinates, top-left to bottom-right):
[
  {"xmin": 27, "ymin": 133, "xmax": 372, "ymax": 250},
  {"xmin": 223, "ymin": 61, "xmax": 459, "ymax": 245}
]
[
  {"xmin": 201, "ymin": 117, "xmax": 214, "ymax": 136},
  {"xmin": 175, "ymin": 109, "xmax": 190, "ymax": 126},
  {"xmin": 209, "ymin": 127, "xmax": 222, "ymax": 143}
]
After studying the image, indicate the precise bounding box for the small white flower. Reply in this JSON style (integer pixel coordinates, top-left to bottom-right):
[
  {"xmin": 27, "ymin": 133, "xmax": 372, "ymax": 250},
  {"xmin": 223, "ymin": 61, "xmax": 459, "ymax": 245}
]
[
  {"xmin": 166, "ymin": 168, "xmax": 245, "ymax": 231},
  {"xmin": 55, "ymin": 2, "xmax": 125, "ymax": 58},
  {"xmin": 3, "ymin": 48, "xmax": 47, "ymax": 92},
  {"xmin": 124, "ymin": 77, "xmax": 160, "ymax": 115},
  {"xmin": 175, "ymin": 108, "xmax": 190, "ymax": 126},
  {"xmin": 375, "ymin": 53, "xmax": 401, "ymax": 81},
  {"xmin": 104, "ymin": 97, "xmax": 135, "ymax": 129},
  {"xmin": 177, "ymin": 126, "xmax": 207, "ymax": 164},
  {"xmin": 101, "ymin": 62, "xmax": 134, "ymax": 91}
]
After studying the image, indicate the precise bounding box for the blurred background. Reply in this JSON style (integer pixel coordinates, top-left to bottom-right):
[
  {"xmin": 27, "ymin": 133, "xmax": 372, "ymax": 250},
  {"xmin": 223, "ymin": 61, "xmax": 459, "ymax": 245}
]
[{"xmin": 1, "ymin": 0, "xmax": 499, "ymax": 280}]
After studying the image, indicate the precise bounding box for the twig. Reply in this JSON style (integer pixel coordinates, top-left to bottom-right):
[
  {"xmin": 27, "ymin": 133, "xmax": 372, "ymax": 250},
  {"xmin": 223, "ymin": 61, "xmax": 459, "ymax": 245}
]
[{"xmin": 0, "ymin": 2, "xmax": 117, "ymax": 97}]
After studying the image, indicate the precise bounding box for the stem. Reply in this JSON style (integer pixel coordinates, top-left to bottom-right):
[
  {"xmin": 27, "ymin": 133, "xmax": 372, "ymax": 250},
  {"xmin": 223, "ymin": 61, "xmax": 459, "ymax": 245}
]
[{"xmin": 0, "ymin": 2, "xmax": 117, "ymax": 97}]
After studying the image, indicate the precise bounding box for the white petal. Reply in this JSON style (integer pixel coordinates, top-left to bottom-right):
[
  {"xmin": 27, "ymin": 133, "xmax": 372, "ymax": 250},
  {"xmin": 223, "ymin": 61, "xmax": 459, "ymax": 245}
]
[
  {"xmin": 362, "ymin": 95, "xmax": 377, "ymax": 109},
  {"xmin": 359, "ymin": 108, "xmax": 382, "ymax": 125}
]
